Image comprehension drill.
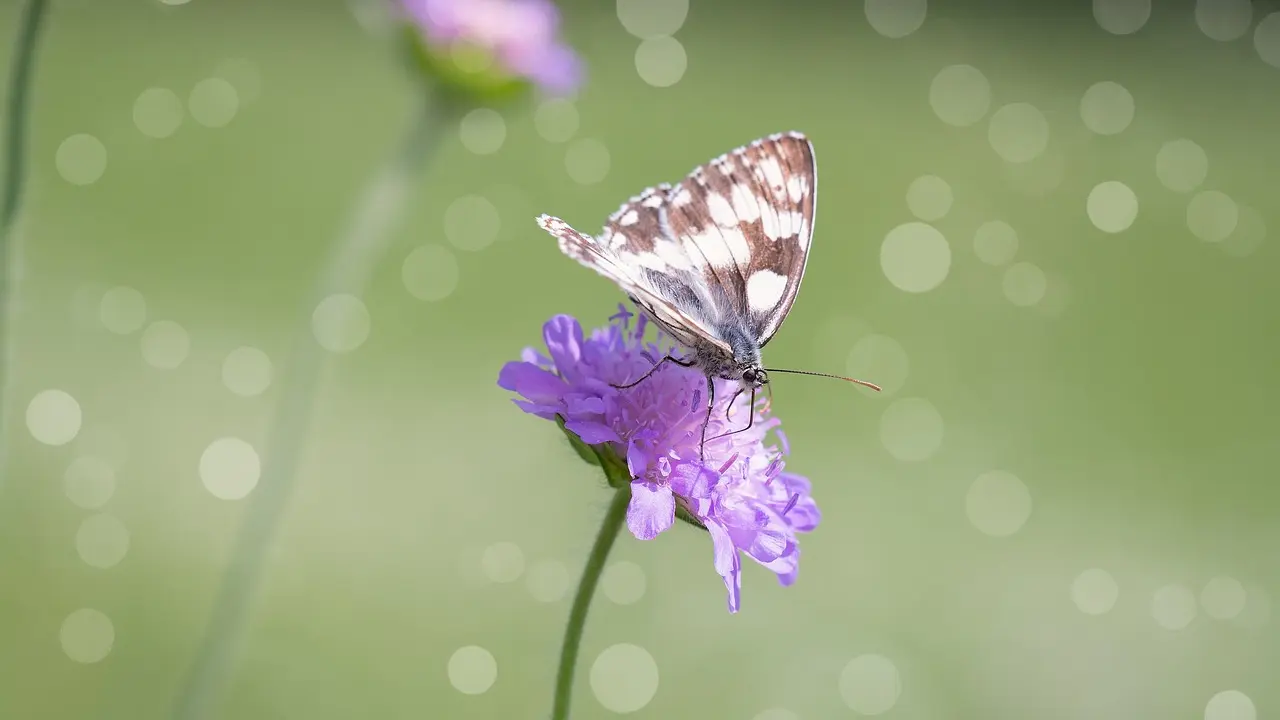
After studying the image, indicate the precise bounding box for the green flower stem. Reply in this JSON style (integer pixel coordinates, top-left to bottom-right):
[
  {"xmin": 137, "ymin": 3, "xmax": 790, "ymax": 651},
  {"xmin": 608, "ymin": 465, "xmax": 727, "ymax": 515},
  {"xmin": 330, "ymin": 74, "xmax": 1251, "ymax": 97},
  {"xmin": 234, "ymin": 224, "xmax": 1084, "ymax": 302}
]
[
  {"xmin": 552, "ymin": 486, "xmax": 631, "ymax": 720},
  {"xmin": 0, "ymin": 0, "xmax": 50, "ymax": 490},
  {"xmin": 172, "ymin": 89, "xmax": 450, "ymax": 720}
]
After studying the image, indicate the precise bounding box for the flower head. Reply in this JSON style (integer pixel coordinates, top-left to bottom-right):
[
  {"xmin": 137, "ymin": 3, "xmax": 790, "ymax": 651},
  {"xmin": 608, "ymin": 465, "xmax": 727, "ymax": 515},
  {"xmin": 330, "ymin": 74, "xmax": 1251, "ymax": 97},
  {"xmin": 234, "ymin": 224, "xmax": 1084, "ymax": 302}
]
[
  {"xmin": 498, "ymin": 307, "xmax": 821, "ymax": 613},
  {"xmin": 400, "ymin": 0, "xmax": 582, "ymax": 97}
]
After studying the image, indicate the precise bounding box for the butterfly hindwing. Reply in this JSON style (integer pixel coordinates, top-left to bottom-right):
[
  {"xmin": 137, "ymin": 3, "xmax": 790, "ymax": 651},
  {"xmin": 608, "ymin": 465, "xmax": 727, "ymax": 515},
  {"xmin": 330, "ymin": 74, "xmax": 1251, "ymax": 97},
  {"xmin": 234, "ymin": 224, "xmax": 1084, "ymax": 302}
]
[{"xmin": 536, "ymin": 214, "xmax": 731, "ymax": 354}]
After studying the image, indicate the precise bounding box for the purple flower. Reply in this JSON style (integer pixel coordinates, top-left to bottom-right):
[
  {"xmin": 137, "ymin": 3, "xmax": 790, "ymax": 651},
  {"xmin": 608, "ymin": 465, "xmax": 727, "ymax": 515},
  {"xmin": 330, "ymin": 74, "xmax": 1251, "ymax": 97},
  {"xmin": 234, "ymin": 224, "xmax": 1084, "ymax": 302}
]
[
  {"xmin": 400, "ymin": 0, "xmax": 582, "ymax": 95},
  {"xmin": 498, "ymin": 307, "xmax": 821, "ymax": 613}
]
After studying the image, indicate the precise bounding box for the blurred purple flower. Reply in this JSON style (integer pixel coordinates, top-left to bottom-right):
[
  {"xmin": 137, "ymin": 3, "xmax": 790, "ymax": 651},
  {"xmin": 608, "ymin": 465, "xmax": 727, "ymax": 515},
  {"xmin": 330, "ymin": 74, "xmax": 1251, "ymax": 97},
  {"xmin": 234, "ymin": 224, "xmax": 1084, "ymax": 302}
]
[
  {"xmin": 498, "ymin": 307, "xmax": 821, "ymax": 613},
  {"xmin": 401, "ymin": 0, "xmax": 582, "ymax": 95}
]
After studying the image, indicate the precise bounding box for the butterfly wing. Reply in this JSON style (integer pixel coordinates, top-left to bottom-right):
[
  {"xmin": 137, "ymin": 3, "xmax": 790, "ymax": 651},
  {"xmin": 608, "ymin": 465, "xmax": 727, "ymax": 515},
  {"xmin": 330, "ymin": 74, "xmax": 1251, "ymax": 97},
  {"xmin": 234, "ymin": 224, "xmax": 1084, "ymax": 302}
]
[
  {"xmin": 536, "ymin": 213, "xmax": 732, "ymax": 355},
  {"xmin": 660, "ymin": 132, "xmax": 817, "ymax": 348}
]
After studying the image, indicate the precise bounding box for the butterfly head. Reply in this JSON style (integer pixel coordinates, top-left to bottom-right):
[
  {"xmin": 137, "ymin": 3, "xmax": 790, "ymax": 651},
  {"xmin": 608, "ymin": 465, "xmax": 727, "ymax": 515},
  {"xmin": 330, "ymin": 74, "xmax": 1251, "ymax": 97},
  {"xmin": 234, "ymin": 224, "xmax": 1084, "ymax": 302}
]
[{"xmin": 740, "ymin": 365, "xmax": 769, "ymax": 390}]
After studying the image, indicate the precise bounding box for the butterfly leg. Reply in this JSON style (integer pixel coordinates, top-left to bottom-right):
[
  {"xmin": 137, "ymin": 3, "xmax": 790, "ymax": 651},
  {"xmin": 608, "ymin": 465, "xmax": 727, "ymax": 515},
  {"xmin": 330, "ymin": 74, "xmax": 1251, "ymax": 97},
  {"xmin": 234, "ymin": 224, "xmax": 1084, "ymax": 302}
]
[
  {"xmin": 723, "ymin": 388, "xmax": 745, "ymax": 420},
  {"xmin": 611, "ymin": 354, "xmax": 695, "ymax": 390},
  {"xmin": 707, "ymin": 386, "xmax": 757, "ymax": 443},
  {"xmin": 698, "ymin": 375, "xmax": 715, "ymax": 463}
]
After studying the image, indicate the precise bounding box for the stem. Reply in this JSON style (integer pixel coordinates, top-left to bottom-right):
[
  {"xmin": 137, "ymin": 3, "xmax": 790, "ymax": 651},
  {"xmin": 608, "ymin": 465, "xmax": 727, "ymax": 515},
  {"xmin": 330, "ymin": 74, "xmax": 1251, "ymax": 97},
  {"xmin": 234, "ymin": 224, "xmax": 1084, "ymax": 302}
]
[
  {"xmin": 0, "ymin": 0, "xmax": 51, "ymax": 488},
  {"xmin": 171, "ymin": 91, "xmax": 449, "ymax": 720},
  {"xmin": 551, "ymin": 487, "xmax": 632, "ymax": 720}
]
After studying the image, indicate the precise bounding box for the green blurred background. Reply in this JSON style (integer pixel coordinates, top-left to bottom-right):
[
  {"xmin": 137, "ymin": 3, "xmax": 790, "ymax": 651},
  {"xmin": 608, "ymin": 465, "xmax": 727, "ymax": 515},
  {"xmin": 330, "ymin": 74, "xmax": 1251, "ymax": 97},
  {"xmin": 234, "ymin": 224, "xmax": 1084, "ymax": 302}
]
[{"xmin": 1, "ymin": 0, "xmax": 1277, "ymax": 717}]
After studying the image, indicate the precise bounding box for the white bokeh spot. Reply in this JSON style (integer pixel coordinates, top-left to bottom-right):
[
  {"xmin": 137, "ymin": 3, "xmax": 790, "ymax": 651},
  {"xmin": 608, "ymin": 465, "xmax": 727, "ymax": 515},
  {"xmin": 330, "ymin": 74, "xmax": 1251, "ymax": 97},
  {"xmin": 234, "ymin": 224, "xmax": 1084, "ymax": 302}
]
[
  {"xmin": 133, "ymin": 87, "xmax": 184, "ymax": 139},
  {"xmin": 481, "ymin": 541, "xmax": 525, "ymax": 583},
  {"xmin": 616, "ymin": 0, "xmax": 689, "ymax": 38},
  {"xmin": 76, "ymin": 514, "xmax": 130, "ymax": 569},
  {"xmin": 402, "ymin": 244, "xmax": 460, "ymax": 301},
  {"xmin": 1201, "ymin": 576, "xmax": 1247, "ymax": 620},
  {"xmin": 965, "ymin": 470, "xmax": 1032, "ymax": 536},
  {"xmin": 635, "ymin": 37, "xmax": 687, "ymax": 87},
  {"xmin": 444, "ymin": 194, "xmax": 501, "ymax": 251},
  {"xmin": 603, "ymin": 560, "xmax": 647, "ymax": 605},
  {"xmin": 974, "ymin": 220, "xmax": 1018, "ymax": 266},
  {"xmin": 1256, "ymin": 12, "xmax": 1280, "ymax": 68},
  {"xmin": 1080, "ymin": 81, "xmax": 1135, "ymax": 135},
  {"xmin": 534, "ymin": 98, "xmax": 580, "ymax": 143},
  {"xmin": 1087, "ymin": 181, "xmax": 1139, "ymax": 233},
  {"xmin": 60, "ymin": 609, "xmax": 114, "ymax": 664},
  {"xmin": 459, "ymin": 108, "xmax": 506, "ymax": 155},
  {"xmin": 880, "ymin": 222, "xmax": 951, "ymax": 293},
  {"xmin": 589, "ymin": 643, "xmax": 660, "ymax": 714},
  {"xmin": 55, "ymin": 134, "xmax": 107, "ymax": 186},
  {"xmin": 906, "ymin": 175, "xmax": 952, "ymax": 222},
  {"xmin": 847, "ymin": 333, "xmax": 909, "ymax": 396},
  {"xmin": 880, "ymin": 397, "xmax": 943, "ymax": 462},
  {"xmin": 141, "ymin": 320, "xmax": 191, "ymax": 369},
  {"xmin": 1003, "ymin": 262, "xmax": 1048, "ymax": 307},
  {"xmin": 526, "ymin": 559, "xmax": 571, "ymax": 602},
  {"xmin": 199, "ymin": 437, "xmax": 261, "ymax": 500},
  {"xmin": 64, "ymin": 456, "xmax": 116, "ymax": 509},
  {"xmin": 1186, "ymin": 190, "xmax": 1239, "ymax": 243},
  {"xmin": 448, "ymin": 645, "xmax": 498, "ymax": 695},
  {"xmin": 838, "ymin": 654, "xmax": 902, "ymax": 715},
  {"xmin": 566, "ymin": 139, "xmax": 611, "ymax": 185},
  {"xmin": 1094, "ymin": 0, "xmax": 1151, "ymax": 34},
  {"xmin": 1072, "ymin": 568, "xmax": 1119, "ymax": 615},
  {"xmin": 26, "ymin": 389, "xmax": 82, "ymax": 446},
  {"xmin": 988, "ymin": 103, "xmax": 1050, "ymax": 163},
  {"xmin": 1196, "ymin": 0, "xmax": 1253, "ymax": 41},
  {"xmin": 1205, "ymin": 690, "xmax": 1256, "ymax": 720},
  {"xmin": 929, "ymin": 64, "xmax": 991, "ymax": 127},
  {"xmin": 99, "ymin": 286, "xmax": 147, "ymax": 334},
  {"xmin": 1152, "ymin": 583, "xmax": 1197, "ymax": 630},
  {"xmin": 865, "ymin": 0, "xmax": 927, "ymax": 38},
  {"xmin": 1157, "ymin": 139, "xmax": 1209, "ymax": 193},
  {"xmin": 221, "ymin": 346, "xmax": 273, "ymax": 397},
  {"xmin": 311, "ymin": 294, "xmax": 370, "ymax": 353},
  {"xmin": 188, "ymin": 78, "xmax": 239, "ymax": 128}
]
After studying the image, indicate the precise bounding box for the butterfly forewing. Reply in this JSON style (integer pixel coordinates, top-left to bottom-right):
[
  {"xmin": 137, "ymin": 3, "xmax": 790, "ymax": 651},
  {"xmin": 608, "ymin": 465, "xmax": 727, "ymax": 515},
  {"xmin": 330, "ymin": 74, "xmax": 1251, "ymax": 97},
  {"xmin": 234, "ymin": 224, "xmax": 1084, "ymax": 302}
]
[
  {"xmin": 538, "ymin": 131, "xmax": 816, "ymax": 361},
  {"xmin": 644, "ymin": 133, "xmax": 817, "ymax": 348}
]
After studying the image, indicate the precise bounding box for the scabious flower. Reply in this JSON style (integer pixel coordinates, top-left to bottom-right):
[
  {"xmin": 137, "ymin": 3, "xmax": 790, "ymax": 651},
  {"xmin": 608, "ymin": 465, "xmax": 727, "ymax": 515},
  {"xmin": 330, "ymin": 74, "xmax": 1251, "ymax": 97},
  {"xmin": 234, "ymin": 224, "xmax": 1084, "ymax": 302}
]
[
  {"xmin": 399, "ymin": 0, "xmax": 583, "ymax": 97},
  {"xmin": 498, "ymin": 307, "xmax": 821, "ymax": 613}
]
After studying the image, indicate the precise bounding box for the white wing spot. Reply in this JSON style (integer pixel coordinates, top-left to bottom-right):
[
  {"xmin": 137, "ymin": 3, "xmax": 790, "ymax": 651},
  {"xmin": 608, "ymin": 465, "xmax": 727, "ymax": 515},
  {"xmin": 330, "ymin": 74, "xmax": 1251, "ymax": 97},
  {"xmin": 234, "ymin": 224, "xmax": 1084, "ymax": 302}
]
[
  {"xmin": 641, "ymin": 194, "xmax": 664, "ymax": 209},
  {"xmin": 669, "ymin": 186, "xmax": 693, "ymax": 207},
  {"xmin": 761, "ymin": 209, "xmax": 782, "ymax": 241},
  {"xmin": 786, "ymin": 175, "xmax": 806, "ymax": 203},
  {"xmin": 718, "ymin": 226, "xmax": 752, "ymax": 265},
  {"xmin": 758, "ymin": 156, "xmax": 785, "ymax": 190},
  {"xmin": 706, "ymin": 192, "xmax": 738, "ymax": 227},
  {"xmin": 729, "ymin": 184, "xmax": 762, "ymax": 223},
  {"xmin": 686, "ymin": 232, "xmax": 735, "ymax": 267},
  {"xmin": 619, "ymin": 209, "xmax": 639, "ymax": 226},
  {"xmin": 746, "ymin": 269, "xmax": 789, "ymax": 313}
]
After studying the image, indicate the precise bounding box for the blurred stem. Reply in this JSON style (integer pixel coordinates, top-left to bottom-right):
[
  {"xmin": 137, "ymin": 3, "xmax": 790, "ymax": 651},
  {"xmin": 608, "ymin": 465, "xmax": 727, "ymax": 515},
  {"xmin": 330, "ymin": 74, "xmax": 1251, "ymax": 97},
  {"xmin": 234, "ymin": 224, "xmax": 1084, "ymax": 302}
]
[
  {"xmin": 0, "ymin": 0, "xmax": 50, "ymax": 486},
  {"xmin": 552, "ymin": 487, "xmax": 631, "ymax": 720},
  {"xmin": 172, "ymin": 89, "xmax": 450, "ymax": 720}
]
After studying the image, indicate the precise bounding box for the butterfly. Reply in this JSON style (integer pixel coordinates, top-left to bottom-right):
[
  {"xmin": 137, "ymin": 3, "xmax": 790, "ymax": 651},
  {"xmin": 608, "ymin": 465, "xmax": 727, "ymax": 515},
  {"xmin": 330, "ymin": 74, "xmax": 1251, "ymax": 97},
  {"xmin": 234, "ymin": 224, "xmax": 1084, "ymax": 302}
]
[{"xmin": 536, "ymin": 131, "xmax": 880, "ymax": 456}]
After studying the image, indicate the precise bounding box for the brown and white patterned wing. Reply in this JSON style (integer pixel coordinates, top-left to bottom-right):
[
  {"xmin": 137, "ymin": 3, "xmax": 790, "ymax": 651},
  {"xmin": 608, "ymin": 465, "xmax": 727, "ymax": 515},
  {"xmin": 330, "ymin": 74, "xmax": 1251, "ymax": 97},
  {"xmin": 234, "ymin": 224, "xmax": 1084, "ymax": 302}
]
[
  {"xmin": 661, "ymin": 132, "xmax": 818, "ymax": 348},
  {"xmin": 536, "ymin": 213, "xmax": 732, "ymax": 354}
]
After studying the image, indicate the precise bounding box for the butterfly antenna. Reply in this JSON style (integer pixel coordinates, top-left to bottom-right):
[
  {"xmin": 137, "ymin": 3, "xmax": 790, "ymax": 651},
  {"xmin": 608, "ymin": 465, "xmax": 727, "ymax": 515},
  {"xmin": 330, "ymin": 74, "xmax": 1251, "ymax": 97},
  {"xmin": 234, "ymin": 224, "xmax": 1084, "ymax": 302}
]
[{"xmin": 764, "ymin": 368, "xmax": 882, "ymax": 392}]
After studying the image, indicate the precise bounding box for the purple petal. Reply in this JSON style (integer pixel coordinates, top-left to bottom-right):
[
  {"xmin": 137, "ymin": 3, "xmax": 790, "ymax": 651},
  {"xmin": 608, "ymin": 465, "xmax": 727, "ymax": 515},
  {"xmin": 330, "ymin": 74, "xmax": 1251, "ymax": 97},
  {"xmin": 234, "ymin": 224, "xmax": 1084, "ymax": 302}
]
[
  {"xmin": 564, "ymin": 394, "xmax": 606, "ymax": 415},
  {"xmin": 668, "ymin": 462, "xmax": 714, "ymax": 499},
  {"xmin": 542, "ymin": 315, "xmax": 585, "ymax": 382},
  {"xmin": 626, "ymin": 480, "xmax": 675, "ymax": 540},
  {"xmin": 563, "ymin": 420, "xmax": 618, "ymax": 445},
  {"xmin": 762, "ymin": 545, "xmax": 800, "ymax": 586},
  {"xmin": 626, "ymin": 440, "xmax": 648, "ymax": 480},
  {"xmin": 775, "ymin": 428, "xmax": 790, "ymax": 455},
  {"xmin": 707, "ymin": 521, "xmax": 742, "ymax": 613},
  {"xmin": 512, "ymin": 399, "xmax": 559, "ymax": 418},
  {"xmin": 498, "ymin": 361, "xmax": 566, "ymax": 401}
]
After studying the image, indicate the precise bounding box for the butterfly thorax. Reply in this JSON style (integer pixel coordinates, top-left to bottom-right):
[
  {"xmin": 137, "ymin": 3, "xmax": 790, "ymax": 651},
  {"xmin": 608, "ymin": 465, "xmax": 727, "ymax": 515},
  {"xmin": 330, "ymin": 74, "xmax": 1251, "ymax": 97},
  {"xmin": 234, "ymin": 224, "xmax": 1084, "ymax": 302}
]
[{"xmin": 692, "ymin": 321, "xmax": 768, "ymax": 392}]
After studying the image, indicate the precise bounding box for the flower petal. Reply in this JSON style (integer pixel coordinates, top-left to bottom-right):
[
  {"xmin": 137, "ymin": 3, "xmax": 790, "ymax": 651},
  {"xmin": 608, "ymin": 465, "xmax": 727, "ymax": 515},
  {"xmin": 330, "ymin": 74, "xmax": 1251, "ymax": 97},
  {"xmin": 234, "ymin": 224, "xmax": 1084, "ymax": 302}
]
[
  {"xmin": 626, "ymin": 480, "xmax": 675, "ymax": 540},
  {"xmin": 626, "ymin": 440, "xmax": 649, "ymax": 480},
  {"xmin": 543, "ymin": 315, "xmax": 585, "ymax": 382},
  {"xmin": 563, "ymin": 420, "xmax": 618, "ymax": 445},
  {"xmin": 707, "ymin": 521, "xmax": 743, "ymax": 613},
  {"xmin": 497, "ymin": 361, "xmax": 565, "ymax": 400}
]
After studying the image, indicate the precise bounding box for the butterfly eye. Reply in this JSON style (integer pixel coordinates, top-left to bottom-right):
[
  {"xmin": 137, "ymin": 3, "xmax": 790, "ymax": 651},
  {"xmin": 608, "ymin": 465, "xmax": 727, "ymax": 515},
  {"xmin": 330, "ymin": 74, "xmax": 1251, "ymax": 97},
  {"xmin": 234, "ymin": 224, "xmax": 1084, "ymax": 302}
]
[{"xmin": 742, "ymin": 368, "xmax": 758, "ymax": 384}]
